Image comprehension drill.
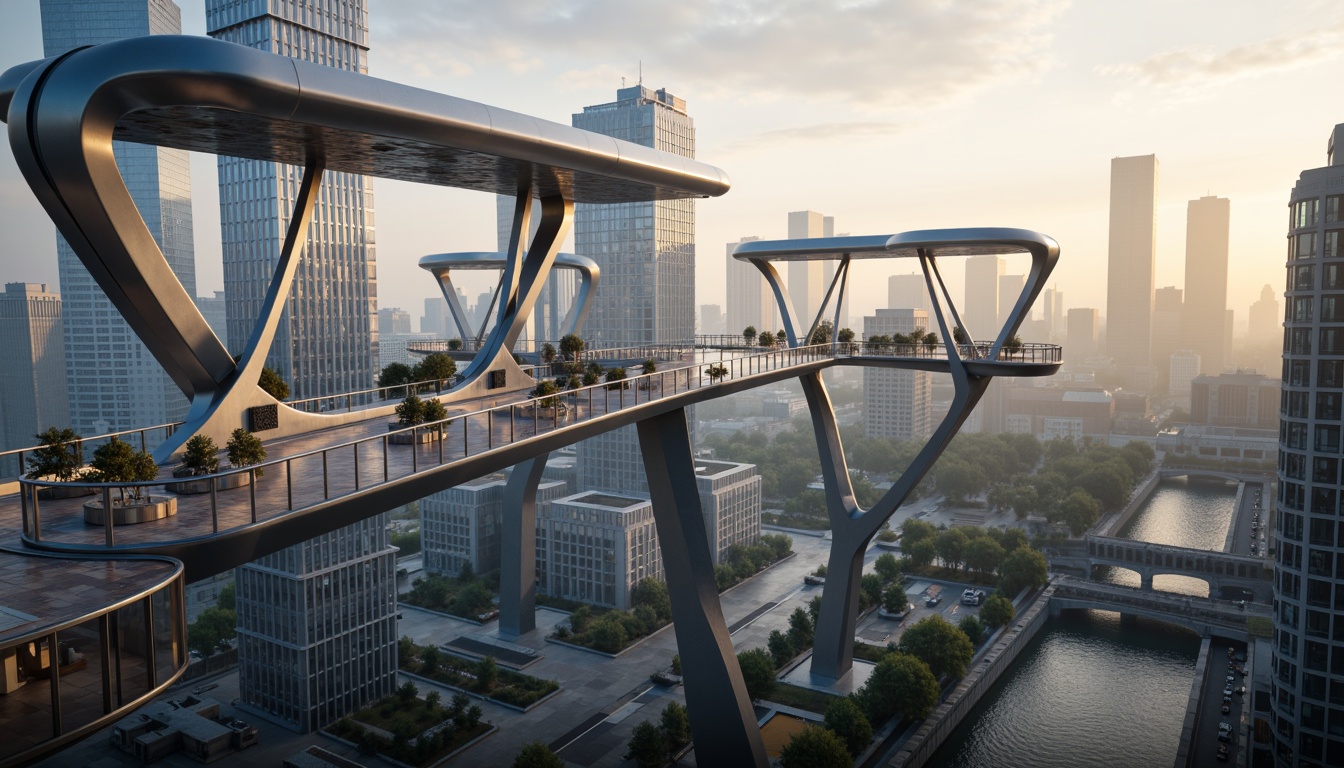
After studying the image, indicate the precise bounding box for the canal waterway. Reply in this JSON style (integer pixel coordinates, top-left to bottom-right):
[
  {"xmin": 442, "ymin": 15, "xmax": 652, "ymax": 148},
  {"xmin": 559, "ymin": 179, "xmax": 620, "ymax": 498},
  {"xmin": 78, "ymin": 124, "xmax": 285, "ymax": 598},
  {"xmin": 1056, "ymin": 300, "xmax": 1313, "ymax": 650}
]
[{"xmin": 925, "ymin": 477, "xmax": 1237, "ymax": 767}]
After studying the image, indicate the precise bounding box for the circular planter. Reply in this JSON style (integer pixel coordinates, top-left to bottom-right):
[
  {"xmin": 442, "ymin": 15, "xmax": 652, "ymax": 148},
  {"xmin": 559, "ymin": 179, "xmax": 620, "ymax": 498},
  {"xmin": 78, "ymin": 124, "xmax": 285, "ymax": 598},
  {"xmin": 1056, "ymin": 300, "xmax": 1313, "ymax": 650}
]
[
  {"xmin": 83, "ymin": 495, "xmax": 178, "ymax": 525},
  {"xmin": 387, "ymin": 423, "xmax": 442, "ymax": 445},
  {"xmin": 164, "ymin": 471, "xmax": 252, "ymax": 495}
]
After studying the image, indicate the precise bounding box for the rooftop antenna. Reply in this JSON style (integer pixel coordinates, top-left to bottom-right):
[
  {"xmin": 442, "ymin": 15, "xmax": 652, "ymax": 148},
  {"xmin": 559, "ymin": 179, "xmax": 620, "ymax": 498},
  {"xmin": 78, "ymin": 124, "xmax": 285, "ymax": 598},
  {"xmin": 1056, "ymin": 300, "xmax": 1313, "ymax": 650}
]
[
  {"xmin": 621, "ymin": 76, "xmax": 626, "ymax": 87},
  {"xmin": 639, "ymin": 60, "xmax": 642, "ymax": 85}
]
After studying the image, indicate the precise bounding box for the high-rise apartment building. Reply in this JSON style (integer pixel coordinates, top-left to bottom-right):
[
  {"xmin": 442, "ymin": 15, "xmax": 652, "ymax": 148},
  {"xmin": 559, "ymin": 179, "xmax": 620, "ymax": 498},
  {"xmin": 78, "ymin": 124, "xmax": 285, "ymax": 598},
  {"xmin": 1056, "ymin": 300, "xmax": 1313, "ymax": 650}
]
[
  {"xmin": 378, "ymin": 308, "xmax": 411, "ymax": 337},
  {"xmin": 1183, "ymin": 196, "xmax": 1232, "ymax": 375},
  {"xmin": 964, "ymin": 255, "xmax": 1004, "ymax": 341},
  {"xmin": 207, "ymin": 0, "xmax": 396, "ymax": 734},
  {"xmin": 574, "ymin": 85, "xmax": 695, "ymax": 347},
  {"xmin": 888, "ymin": 273, "xmax": 930, "ymax": 313},
  {"xmin": 1273, "ymin": 123, "xmax": 1344, "ymax": 768},
  {"xmin": 40, "ymin": 0, "xmax": 194, "ymax": 439},
  {"xmin": 209, "ymin": 0, "xmax": 377, "ymax": 400},
  {"xmin": 726, "ymin": 236, "xmax": 775, "ymax": 337},
  {"xmin": 1167, "ymin": 351, "xmax": 1201, "ymax": 406},
  {"xmin": 1249, "ymin": 284, "xmax": 1281, "ymax": 347},
  {"xmin": 1153, "ymin": 286, "xmax": 1184, "ymax": 396},
  {"xmin": 786, "ymin": 211, "xmax": 834, "ymax": 327},
  {"xmin": 0, "ymin": 283, "xmax": 69, "ymax": 477},
  {"xmin": 1043, "ymin": 287, "xmax": 1065, "ymax": 341},
  {"xmin": 421, "ymin": 296, "xmax": 449, "ymax": 337},
  {"xmin": 232, "ymin": 515, "xmax": 397, "ymax": 732},
  {"xmin": 1106, "ymin": 155, "xmax": 1159, "ymax": 374},
  {"xmin": 863, "ymin": 309, "xmax": 932, "ymax": 439},
  {"xmin": 1067, "ymin": 308, "xmax": 1100, "ymax": 362}
]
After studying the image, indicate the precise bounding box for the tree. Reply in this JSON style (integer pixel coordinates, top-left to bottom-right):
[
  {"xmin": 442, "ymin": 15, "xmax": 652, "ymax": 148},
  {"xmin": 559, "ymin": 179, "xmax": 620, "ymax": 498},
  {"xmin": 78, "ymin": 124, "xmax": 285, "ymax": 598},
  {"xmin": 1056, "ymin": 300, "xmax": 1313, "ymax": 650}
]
[
  {"xmin": 787, "ymin": 605, "xmax": 814, "ymax": 650},
  {"xmin": 736, "ymin": 647, "xmax": 777, "ymax": 701},
  {"xmin": 775, "ymin": 329, "xmax": 787, "ymax": 344},
  {"xmin": 660, "ymin": 701, "xmax": 690, "ymax": 758},
  {"xmin": 396, "ymin": 394, "xmax": 427, "ymax": 426},
  {"xmin": 187, "ymin": 605, "xmax": 236, "ymax": 655},
  {"xmin": 935, "ymin": 458, "xmax": 988, "ymax": 502},
  {"xmin": 999, "ymin": 547, "xmax": 1047, "ymax": 599},
  {"xmin": 413, "ymin": 352, "xmax": 457, "ymax": 385},
  {"xmin": 258, "ymin": 366, "xmax": 289, "ymax": 400},
  {"xmin": 861, "ymin": 573, "xmax": 885, "ymax": 607},
  {"xmin": 624, "ymin": 720, "xmax": 667, "ymax": 768},
  {"xmin": 475, "ymin": 655, "xmax": 499, "ymax": 690},
  {"xmin": 512, "ymin": 741, "xmax": 565, "ymax": 768},
  {"xmin": 590, "ymin": 616, "xmax": 627, "ymax": 653},
  {"xmin": 605, "ymin": 366, "xmax": 628, "ymax": 389},
  {"xmin": 780, "ymin": 725, "xmax": 853, "ymax": 768},
  {"xmin": 422, "ymin": 398, "xmax": 448, "ymax": 425},
  {"xmin": 809, "ymin": 319, "xmax": 834, "ymax": 346},
  {"xmin": 874, "ymin": 552, "xmax": 902, "ymax": 584},
  {"xmin": 883, "ymin": 583, "xmax": 909, "ymax": 614},
  {"xmin": 379, "ymin": 362, "xmax": 413, "ymax": 395},
  {"xmin": 90, "ymin": 438, "xmax": 159, "ymax": 503},
  {"xmin": 1071, "ymin": 467, "xmax": 1129, "ymax": 511},
  {"xmin": 963, "ymin": 537, "xmax": 1005, "ymax": 579},
  {"xmin": 905, "ymin": 539, "xmax": 937, "ymax": 569},
  {"xmin": 981, "ymin": 594, "xmax": 1016, "ymax": 629},
  {"xmin": 421, "ymin": 645, "xmax": 440, "ymax": 674},
  {"xmin": 530, "ymin": 380, "xmax": 563, "ymax": 409},
  {"xmin": 761, "ymin": 533, "xmax": 793, "ymax": 561},
  {"xmin": 179, "ymin": 434, "xmax": 220, "ymax": 475},
  {"xmin": 935, "ymin": 528, "xmax": 968, "ymax": 571},
  {"xmin": 540, "ymin": 343, "xmax": 557, "ymax": 364},
  {"xmin": 1056, "ymin": 489, "xmax": 1102, "ymax": 535},
  {"xmin": 859, "ymin": 652, "xmax": 940, "ymax": 724},
  {"xmin": 898, "ymin": 614, "xmax": 974, "ymax": 679},
  {"xmin": 559, "ymin": 333, "xmax": 586, "ymax": 361},
  {"xmin": 217, "ymin": 582, "xmax": 236, "ymax": 611},
  {"xmin": 705, "ymin": 363, "xmax": 729, "ymax": 383},
  {"xmin": 742, "ymin": 325, "xmax": 757, "ymax": 344},
  {"xmin": 768, "ymin": 629, "xmax": 795, "ymax": 667},
  {"xmin": 824, "ymin": 696, "xmax": 873, "ymax": 757},
  {"xmin": 641, "ymin": 358, "xmax": 658, "ymax": 375},
  {"xmin": 901, "ymin": 518, "xmax": 938, "ymax": 546},
  {"xmin": 758, "ymin": 329, "xmax": 776, "ymax": 347},
  {"xmin": 226, "ymin": 428, "xmax": 267, "ymax": 474},
  {"xmin": 958, "ymin": 615, "xmax": 985, "ymax": 645},
  {"xmin": 27, "ymin": 426, "xmax": 83, "ymax": 481},
  {"xmin": 447, "ymin": 338, "xmax": 463, "ymax": 351},
  {"xmin": 838, "ymin": 327, "xmax": 856, "ymax": 344},
  {"xmin": 631, "ymin": 578, "xmax": 672, "ymax": 624},
  {"xmin": 396, "ymin": 681, "xmax": 418, "ymax": 705}
]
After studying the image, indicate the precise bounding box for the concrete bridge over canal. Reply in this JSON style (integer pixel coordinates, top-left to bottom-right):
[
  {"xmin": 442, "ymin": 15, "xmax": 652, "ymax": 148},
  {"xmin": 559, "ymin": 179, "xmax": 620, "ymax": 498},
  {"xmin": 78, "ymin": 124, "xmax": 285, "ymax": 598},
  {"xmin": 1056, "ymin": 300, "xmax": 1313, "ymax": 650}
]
[
  {"xmin": 1049, "ymin": 535, "xmax": 1273, "ymax": 601},
  {"xmin": 1048, "ymin": 576, "xmax": 1272, "ymax": 641}
]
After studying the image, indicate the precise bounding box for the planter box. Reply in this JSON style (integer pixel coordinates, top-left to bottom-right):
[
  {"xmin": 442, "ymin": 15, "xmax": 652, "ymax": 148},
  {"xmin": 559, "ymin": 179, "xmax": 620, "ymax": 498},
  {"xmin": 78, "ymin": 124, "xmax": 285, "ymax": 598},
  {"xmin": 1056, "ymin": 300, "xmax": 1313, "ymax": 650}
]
[
  {"xmin": 387, "ymin": 423, "xmax": 442, "ymax": 444},
  {"xmin": 165, "ymin": 472, "xmax": 251, "ymax": 495},
  {"xmin": 83, "ymin": 495, "xmax": 178, "ymax": 525}
]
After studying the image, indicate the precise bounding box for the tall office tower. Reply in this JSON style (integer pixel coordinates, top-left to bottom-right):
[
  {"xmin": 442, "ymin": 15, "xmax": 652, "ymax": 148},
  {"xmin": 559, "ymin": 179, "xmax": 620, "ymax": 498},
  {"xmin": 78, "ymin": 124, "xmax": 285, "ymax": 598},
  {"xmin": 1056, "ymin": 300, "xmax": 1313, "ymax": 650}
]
[
  {"xmin": 1249, "ymin": 285, "xmax": 1281, "ymax": 346},
  {"xmin": 494, "ymin": 195, "xmax": 574, "ymax": 344},
  {"xmin": 998, "ymin": 274, "xmax": 1026, "ymax": 330},
  {"xmin": 700, "ymin": 304, "xmax": 723, "ymax": 335},
  {"xmin": 863, "ymin": 309, "xmax": 932, "ymax": 439},
  {"xmin": 1153, "ymin": 286, "xmax": 1184, "ymax": 395},
  {"xmin": 726, "ymin": 236, "xmax": 775, "ymax": 336},
  {"xmin": 233, "ymin": 515, "xmax": 397, "ymax": 732},
  {"xmin": 420, "ymin": 474, "xmax": 567, "ymax": 579},
  {"xmin": 1274, "ymin": 123, "xmax": 1344, "ymax": 768},
  {"xmin": 0, "ymin": 284, "xmax": 69, "ymax": 477},
  {"xmin": 377, "ymin": 307, "xmax": 411, "ymax": 336},
  {"xmin": 537, "ymin": 491, "xmax": 664, "ymax": 610},
  {"xmin": 1105, "ymin": 155, "xmax": 1159, "ymax": 372},
  {"xmin": 787, "ymin": 211, "xmax": 833, "ymax": 325},
  {"xmin": 1183, "ymin": 196, "xmax": 1232, "ymax": 375},
  {"xmin": 574, "ymin": 85, "xmax": 695, "ymax": 347},
  {"xmin": 194, "ymin": 291, "xmax": 230, "ymax": 353},
  {"xmin": 964, "ymin": 255, "xmax": 1004, "ymax": 341},
  {"xmin": 421, "ymin": 297, "xmax": 449, "ymax": 337},
  {"xmin": 888, "ymin": 273, "xmax": 930, "ymax": 313},
  {"xmin": 1067, "ymin": 308, "xmax": 1100, "ymax": 361},
  {"xmin": 208, "ymin": 0, "xmax": 377, "ymax": 400},
  {"xmin": 1167, "ymin": 351, "xmax": 1201, "ymax": 406},
  {"xmin": 40, "ymin": 0, "xmax": 194, "ymax": 439},
  {"xmin": 208, "ymin": 0, "xmax": 396, "ymax": 734},
  {"xmin": 1043, "ymin": 287, "xmax": 1065, "ymax": 341}
]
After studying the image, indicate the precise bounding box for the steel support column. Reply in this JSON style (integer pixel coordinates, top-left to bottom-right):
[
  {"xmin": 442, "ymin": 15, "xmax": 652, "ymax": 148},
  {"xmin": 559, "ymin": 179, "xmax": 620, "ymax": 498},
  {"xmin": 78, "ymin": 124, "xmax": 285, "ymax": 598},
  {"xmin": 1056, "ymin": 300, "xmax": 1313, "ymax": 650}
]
[
  {"xmin": 499, "ymin": 453, "xmax": 548, "ymax": 638},
  {"xmin": 636, "ymin": 408, "xmax": 768, "ymax": 768}
]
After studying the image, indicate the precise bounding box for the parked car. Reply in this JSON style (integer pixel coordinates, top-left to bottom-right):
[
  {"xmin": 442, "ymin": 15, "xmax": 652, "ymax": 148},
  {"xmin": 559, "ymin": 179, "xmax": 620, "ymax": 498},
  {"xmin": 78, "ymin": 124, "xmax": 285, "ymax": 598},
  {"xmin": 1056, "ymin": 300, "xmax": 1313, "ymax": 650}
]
[
  {"xmin": 925, "ymin": 595, "xmax": 943, "ymax": 607},
  {"xmin": 1217, "ymin": 744, "xmax": 1230, "ymax": 761},
  {"xmin": 961, "ymin": 589, "xmax": 986, "ymax": 606}
]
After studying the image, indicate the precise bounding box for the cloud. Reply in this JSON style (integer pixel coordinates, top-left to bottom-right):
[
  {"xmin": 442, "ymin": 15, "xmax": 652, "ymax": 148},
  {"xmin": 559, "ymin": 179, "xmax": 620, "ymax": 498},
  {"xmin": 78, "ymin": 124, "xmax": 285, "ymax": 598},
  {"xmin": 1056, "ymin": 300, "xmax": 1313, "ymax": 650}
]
[
  {"xmin": 1097, "ymin": 20, "xmax": 1344, "ymax": 99},
  {"xmin": 723, "ymin": 120, "xmax": 911, "ymax": 152},
  {"xmin": 377, "ymin": 0, "xmax": 1069, "ymax": 108}
]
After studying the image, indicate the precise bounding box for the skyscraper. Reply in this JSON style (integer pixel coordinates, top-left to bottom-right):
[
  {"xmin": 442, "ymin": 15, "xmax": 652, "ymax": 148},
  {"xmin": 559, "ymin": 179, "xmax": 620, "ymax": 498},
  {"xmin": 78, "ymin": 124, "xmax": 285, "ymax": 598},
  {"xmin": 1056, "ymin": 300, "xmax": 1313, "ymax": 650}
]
[
  {"xmin": 0, "ymin": 283, "xmax": 69, "ymax": 478},
  {"xmin": 726, "ymin": 236, "xmax": 774, "ymax": 337},
  {"xmin": 1248, "ymin": 284, "xmax": 1280, "ymax": 346},
  {"xmin": 1067, "ymin": 308, "xmax": 1100, "ymax": 362},
  {"xmin": 1043, "ymin": 287, "xmax": 1065, "ymax": 341},
  {"xmin": 888, "ymin": 273, "xmax": 930, "ymax": 313},
  {"xmin": 786, "ymin": 211, "xmax": 833, "ymax": 326},
  {"xmin": 1106, "ymin": 155, "xmax": 1158, "ymax": 374},
  {"xmin": 1183, "ymin": 196, "xmax": 1232, "ymax": 375},
  {"xmin": 998, "ymin": 274, "xmax": 1026, "ymax": 330},
  {"xmin": 573, "ymin": 85, "xmax": 695, "ymax": 347},
  {"xmin": 209, "ymin": 0, "xmax": 378, "ymax": 399},
  {"xmin": 40, "ymin": 0, "xmax": 194, "ymax": 439},
  {"xmin": 964, "ymin": 255, "xmax": 1004, "ymax": 341},
  {"xmin": 863, "ymin": 309, "xmax": 932, "ymax": 439},
  {"xmin": 1153, "ymin": 286, "xmax": 1184, "ymax": 395},
  {"xmin": 1273, "ymin": 123, "xmax": 1344, "ymax": 768},
  {"xmin": 207, "ymin": 0, "xmax": 396, "ymax": 733}
]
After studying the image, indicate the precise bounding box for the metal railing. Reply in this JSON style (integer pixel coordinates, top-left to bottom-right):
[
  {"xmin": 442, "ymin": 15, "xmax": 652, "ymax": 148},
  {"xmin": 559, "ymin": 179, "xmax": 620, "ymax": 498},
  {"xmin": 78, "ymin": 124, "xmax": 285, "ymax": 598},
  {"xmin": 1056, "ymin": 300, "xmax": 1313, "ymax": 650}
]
[
  {"xmin": 0, "ymin": 422, "xmax": 184, "ymax": 483},
  {"xmin": 18, "ymin": 344, "xmax": 837, "ymax": 549},
  {"xmin": 847, "ymin": 341, "xmax": 1062, "ymax": 364},
  {"xmin": 286, "ymin": 377, "xmax": 460, "ymax": 415}
]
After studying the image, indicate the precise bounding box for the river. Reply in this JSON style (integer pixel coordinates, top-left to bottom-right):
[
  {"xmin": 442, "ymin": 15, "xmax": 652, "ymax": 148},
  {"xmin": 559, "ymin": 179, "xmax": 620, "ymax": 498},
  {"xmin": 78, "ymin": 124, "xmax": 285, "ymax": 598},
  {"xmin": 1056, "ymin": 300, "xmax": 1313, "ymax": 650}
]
[{"xmin": 925, "ymin": 477, "xmax": 1238, "ymax": 767}]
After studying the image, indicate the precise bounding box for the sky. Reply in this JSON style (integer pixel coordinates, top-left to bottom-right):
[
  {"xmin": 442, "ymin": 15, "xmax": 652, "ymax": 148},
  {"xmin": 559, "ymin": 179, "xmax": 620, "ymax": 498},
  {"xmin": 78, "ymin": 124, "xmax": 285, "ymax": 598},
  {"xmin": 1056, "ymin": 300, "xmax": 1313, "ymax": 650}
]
[{"xmin": 0, "ymin": 0, "xmax": 1341, "ymax": 338}]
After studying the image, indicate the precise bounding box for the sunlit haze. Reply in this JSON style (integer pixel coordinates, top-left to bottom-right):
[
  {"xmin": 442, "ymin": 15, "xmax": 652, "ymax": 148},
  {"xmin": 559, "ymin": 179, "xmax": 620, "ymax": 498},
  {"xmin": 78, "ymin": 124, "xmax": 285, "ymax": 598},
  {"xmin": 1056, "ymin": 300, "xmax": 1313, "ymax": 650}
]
[{"xmin": 1, "ymin": 0, "xmax": 1340, "ymax": 338}]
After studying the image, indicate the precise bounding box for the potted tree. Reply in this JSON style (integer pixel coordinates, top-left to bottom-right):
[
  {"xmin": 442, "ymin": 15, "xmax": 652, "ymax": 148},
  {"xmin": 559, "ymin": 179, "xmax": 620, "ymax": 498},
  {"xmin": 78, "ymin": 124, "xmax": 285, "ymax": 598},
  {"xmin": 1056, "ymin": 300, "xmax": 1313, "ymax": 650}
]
[
  {"xmin": 638, "ymin": 359, "xmax": 658, "ymax": 391},
  {"xmin": 27, "ymin": 427, "xmax": 94, "ymax": 499},
  {"xmin": 389, "ymin": 394, "xmax": 448, "ymax": 444},
  {"xmin": 167, "ymin": 434, "xmax": 251, "ymax": 494},
  {"xmin": 83, "ymin": 438, "xmax": 176, "ymax": 525},
  {"xmin": 226, "ymin": 428, "xmax": 267, "ymax": 477},
  {"xmin": 705, "ymin": 364, "xmax": 729, "ymax": 384}
]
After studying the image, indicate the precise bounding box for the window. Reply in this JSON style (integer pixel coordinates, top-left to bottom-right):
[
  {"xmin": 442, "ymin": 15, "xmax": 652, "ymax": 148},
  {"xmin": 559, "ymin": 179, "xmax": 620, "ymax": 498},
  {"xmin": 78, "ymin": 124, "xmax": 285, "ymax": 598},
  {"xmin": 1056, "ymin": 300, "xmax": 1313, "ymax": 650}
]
[
  {"xmin": 1326, "ymin": 230, "xmax": 1342, "ymax": 258},
  {"xmin": 1299, "ymin": 232, "xmax": 1319, "ymax": 258},
  {"xmin": 1294, "ymin": 264, "xmax": 1316, "ymax": 290},
  {"xmin": 1291, "ymin": 328, "xmax": 1312, "ymax": 355},
  {"xmin": 1297, "ymin": 198, "xmax": 1322, "ymax": 228},
  {"xmin": 1320, "ymin": 361, "xmax": 1343, "ymax": 387},
  {"xmin": 1295, "ymin": 297, "xmax": 1316, "ymax": 322},
  {"xmin": 1317, "ymin": 393, "xmax": 1342, "ymax": 421},
  {"xmin": 1321, "ymin": 328, "xmax": 1344, "ymax": 355},
  {"xmin": 1327, "ymin": 194, "xmax": 1342, "ymax": 223}
]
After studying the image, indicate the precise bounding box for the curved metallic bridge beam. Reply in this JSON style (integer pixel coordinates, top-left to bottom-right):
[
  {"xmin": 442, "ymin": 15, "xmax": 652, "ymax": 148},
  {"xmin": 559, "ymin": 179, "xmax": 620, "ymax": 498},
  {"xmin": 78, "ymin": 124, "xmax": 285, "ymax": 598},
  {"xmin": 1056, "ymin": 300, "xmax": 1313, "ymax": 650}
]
[
  {"xmin": 1, "ymin": 35, "xmax": 728, "ymax": 460},
  {"xmin": 774, "ymin": 228, "xmax": 1059, "ymax": 681},
  {"xmin": 419, "ymin": 251, "xmax": 600, "ymax": 347}
]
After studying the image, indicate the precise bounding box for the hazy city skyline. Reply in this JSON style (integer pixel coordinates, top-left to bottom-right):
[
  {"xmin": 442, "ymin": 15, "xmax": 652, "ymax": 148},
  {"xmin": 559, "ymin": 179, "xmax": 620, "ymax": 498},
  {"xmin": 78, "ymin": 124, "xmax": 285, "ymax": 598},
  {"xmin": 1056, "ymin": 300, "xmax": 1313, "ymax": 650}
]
[{"xmin": 0, "ymin": 0, "xmax": 1334, "ymax": 341}]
